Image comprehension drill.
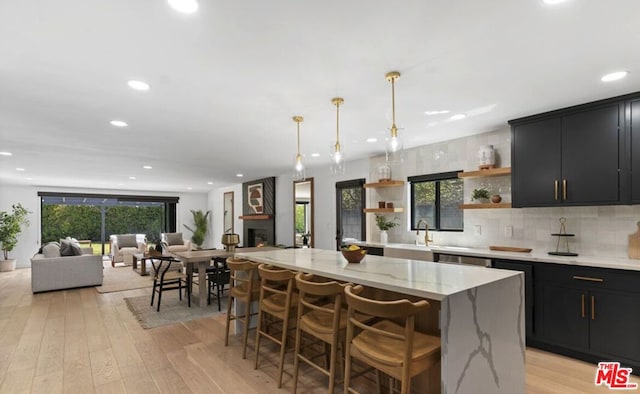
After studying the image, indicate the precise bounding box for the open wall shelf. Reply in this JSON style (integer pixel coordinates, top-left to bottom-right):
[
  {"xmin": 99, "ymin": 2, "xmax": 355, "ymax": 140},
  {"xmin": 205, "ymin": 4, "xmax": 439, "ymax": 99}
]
[
  {"xmin": 364, "ymin": 180, "xmax": 405, "ymax": 188},
  {"xmin": 363, "ymin": 208, "xmax": 404, "ymax": 213},
  {"xmin": 458, "ymin": 167, "xmax": 511, "ymax": 178}
]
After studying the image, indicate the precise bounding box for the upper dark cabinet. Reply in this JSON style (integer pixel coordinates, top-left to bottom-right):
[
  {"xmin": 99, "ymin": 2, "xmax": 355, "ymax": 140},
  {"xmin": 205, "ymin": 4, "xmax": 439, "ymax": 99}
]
[
  {"xmin": 510, "ymin": 95, "xmax": 630, "ymax": 208},
  {"xmin": 630, "ymin": 98, "xmax": 640, "ymax": 203}
]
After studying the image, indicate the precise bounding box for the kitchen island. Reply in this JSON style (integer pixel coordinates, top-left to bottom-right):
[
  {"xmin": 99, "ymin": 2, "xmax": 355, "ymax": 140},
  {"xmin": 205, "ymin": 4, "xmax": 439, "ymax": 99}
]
[{"xmin": 237, "ymin": 248, "xmax": 524, "ymax": 394}]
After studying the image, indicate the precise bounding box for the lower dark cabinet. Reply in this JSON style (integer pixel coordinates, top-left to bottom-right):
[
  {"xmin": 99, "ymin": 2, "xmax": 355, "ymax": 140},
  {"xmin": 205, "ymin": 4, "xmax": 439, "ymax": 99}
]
[
  {"xmin": 589, "ymin": 289, "xmax": 640, "ymax": 362},
  {"xmin": 534, "ymin": 263, "xmax": 640, "ymax": 371},
  {"xmin": 540, "ymin": 283, "xmax": 588, "ymax": 349},
  {"xmin": 492, "ymin": 259, "xmax": 534, "ymax": 340}
]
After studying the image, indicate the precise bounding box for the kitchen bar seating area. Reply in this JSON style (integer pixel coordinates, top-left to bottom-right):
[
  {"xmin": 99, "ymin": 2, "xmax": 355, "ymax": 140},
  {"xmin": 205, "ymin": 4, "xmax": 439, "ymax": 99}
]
[{"xmin": 230, "ymin": 248, "xmax": 525, "ymax": 393}]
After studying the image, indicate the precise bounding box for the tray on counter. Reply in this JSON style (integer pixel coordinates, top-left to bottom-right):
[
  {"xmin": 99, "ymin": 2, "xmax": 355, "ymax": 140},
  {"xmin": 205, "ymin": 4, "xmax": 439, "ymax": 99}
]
[{"xmin": 489, "ymin": 246, "xmax": 533, "ymax": 253}]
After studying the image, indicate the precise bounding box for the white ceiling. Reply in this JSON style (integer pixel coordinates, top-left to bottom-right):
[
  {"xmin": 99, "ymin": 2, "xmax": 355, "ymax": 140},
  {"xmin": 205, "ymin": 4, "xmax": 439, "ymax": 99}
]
[{"xmin": 1, "ymin": 0, "xmax": 639, "ymax": 193}]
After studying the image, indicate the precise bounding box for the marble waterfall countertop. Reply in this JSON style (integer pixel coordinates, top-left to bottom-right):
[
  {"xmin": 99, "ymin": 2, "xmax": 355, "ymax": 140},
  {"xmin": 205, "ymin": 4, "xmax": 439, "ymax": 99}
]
[
  {"xmin": 353, "ymin": 241, "xmax": 640, "ymax": 271},
  {"xmin": 236, "ymin": 248, "xmax": 519, "ymax": 301},
  {"xmin": 237, "ymin": 247, "xmax": 526, "ymax": 393}
]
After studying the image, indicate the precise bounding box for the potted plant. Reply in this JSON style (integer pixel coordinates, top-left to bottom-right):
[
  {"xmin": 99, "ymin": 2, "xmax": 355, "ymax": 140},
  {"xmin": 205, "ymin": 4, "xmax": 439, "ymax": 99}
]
[
  {"xmin": 184, "ymin": 209, "xmax": 210, "ymax": 249},
  {"xmin": 374, "ymin": 214, "xmax": 398, "ymax": 244},
  {"xmin": 0, "ymin": 203, "xmax": 31, "ymax": 271},
  {"xmin": 471, "ymin": 188, "xmax": 490, "ymax": 203}
]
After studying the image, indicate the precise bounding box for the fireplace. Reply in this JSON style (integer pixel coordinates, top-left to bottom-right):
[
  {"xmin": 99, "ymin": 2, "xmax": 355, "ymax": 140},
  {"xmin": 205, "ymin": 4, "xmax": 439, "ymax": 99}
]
[
  {"xmin": 242, "ymin": 177, "xmax": 276, "ymax": 247},
  {"xmin": 247, "ymin": 228, "xmax": 271, "ymax": 247}
]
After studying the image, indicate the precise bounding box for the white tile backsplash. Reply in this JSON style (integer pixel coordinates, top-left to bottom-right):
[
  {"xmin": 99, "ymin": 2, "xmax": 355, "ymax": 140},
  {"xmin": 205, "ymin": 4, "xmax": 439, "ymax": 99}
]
[{"xmin": 369, "ymin": 127, "xmax": 639, "ymax": 259}]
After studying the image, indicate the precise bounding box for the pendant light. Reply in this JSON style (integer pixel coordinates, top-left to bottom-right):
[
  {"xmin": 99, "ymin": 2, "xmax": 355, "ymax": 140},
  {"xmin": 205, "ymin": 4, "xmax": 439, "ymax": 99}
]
[
  {"xmin": 385, "ymin": 71, "xmax": 404, "ymax": 163},
  {"xmin": 293, "ymin": 116, "xmax": 305, "ymax": 181},
  {"xmin": 330, "ymin": 97, "xmax": 346, "ymax": 175}
]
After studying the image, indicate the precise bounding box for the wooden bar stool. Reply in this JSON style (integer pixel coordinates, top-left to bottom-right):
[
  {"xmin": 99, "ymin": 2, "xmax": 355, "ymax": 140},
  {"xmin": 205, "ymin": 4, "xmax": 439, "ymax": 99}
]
[
  {"xmin": 292, "ymin": 273, "xmax": 359, "ymax": 394},
  {"xmin": 343, "ymin": 284, "xmax": 441, "ymax": 394},
  {"xmin": 224, "ymin": 257, "xmax": 260, "ymax": 359},
  {"xmin": 254, "ymin": 264, "xmax": 299, "ymax": 388}
]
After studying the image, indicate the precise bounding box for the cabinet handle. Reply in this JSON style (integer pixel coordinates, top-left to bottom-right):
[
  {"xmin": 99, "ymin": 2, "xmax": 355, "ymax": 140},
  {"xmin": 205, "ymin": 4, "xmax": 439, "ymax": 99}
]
[
  {"xmin": 554, "ymin": 180, "xmax": 559, "ymax": 201},
  {"xmin": 572, "ymin": 275, "xmax": 604, "ymax": 282},
  {"xmin": 591, "ymin": 295, "xmax": 595, "ymax": 320},
  {"xmin": 581, "ymin": 294, "xmax": 586, "ymax": 318},
  {"xmin": 562, "ymin": 179, "xmax": 567, "ymax": 200}
]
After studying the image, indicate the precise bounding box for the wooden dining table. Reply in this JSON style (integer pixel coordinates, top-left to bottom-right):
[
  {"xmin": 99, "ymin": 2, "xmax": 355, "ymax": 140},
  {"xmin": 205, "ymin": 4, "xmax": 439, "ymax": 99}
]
[{"xmin": 171, "ymin": 247, "xmax": 276, "ymax": 308}]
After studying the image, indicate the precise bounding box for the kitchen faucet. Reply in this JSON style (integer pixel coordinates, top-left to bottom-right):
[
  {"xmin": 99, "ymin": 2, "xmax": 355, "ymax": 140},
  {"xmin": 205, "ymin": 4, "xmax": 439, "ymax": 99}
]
[{"xmin": 416, "ymin": 219, "xmax": 433, "ymax": 246}]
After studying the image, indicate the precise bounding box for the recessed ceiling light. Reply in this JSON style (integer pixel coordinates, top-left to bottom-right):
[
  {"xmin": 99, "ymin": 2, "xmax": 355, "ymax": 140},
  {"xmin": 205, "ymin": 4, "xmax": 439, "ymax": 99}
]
[
  {"xmin": 424, "ymin": 110, "xmax": 450, "ymax": 116},
  {"xmin": 543, "ymin": 0, "xmax": 567, "ymax": 4},
  {"xmin": 110, "ymin": 120, "xmax": 128, "ymax": 127},
  {"xmin": 187, "ymin": 187, "xmax": 193, "ymax": 190},
  {"xmin": 450, "ymin": 114, "xmax": 467, "ymax": 121},
  {"xmin": 366, "ymin": 138, "xmax": 378, "ymax": 143},
  {"xmin": 168, "ymin": 0, "xmax": 198, "ymax": 13},
  {"xmin": 118, "ymin": 183, "xmax": 125, "ymax": 186},
  {"xmin": 207, "ymin": 182, "xmax": 213, "ymax": 185},
  {"xmin": 128, "ymin": 176, "xmax": 136, "ymax": 180},
  {"xmin": 16, "ymin": 168, "xmax": 25, "ymax": 171},
  {"xmin": 601, "ymin": 71, "xmax": 628, "ymax": 82},
  {"xmin": 143, "ymin": 165, "xmax": 152, "ymax": 169},
  {"xmin": 311, "ymin": 153, "xmax": 320, "ymax": 157},
  {"xmin": 127, "ymin": 80, "xmax": 150, "ymax": 91},
  {"xmin": 0, "ymin": 151, "xmax": 12, "ymax": 156},
  {"xmin": 25, "ymin": 177, "xmax": 32, "ymax": 181},
  {"xmin": 236, "ymin": 173, "xmax": 243, "ymax": 178}
]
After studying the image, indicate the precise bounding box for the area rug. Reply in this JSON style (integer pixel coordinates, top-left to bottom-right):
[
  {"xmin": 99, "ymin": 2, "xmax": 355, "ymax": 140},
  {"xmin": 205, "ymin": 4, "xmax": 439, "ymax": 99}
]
[
  {"xmin": 95, "ymin": 260, "xmax": 154, "ymax": 293},
  {"xmin": 124, "ymin": 294, "xmax": 227, "ymax": 329}
]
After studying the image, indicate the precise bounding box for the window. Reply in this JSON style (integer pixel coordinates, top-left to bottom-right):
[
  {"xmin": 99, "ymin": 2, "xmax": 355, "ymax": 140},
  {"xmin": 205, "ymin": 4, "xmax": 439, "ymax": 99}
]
[{"xmin": 409, "ymin": 171, "xmax": 463, "ymax": 231}]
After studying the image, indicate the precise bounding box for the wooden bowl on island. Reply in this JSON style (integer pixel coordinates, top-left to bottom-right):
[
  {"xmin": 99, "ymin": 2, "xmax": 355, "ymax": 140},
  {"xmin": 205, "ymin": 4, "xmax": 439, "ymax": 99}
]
[{"xmin": 341, "ymin": 246, "xmax": 367, "ymax": 264}]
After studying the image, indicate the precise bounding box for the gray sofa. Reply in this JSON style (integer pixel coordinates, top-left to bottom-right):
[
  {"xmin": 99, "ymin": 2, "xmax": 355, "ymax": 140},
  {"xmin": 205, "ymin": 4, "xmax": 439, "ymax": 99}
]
[{"xmin": 31, "ymin": 242, "xmax": 103, "ymax": 293}]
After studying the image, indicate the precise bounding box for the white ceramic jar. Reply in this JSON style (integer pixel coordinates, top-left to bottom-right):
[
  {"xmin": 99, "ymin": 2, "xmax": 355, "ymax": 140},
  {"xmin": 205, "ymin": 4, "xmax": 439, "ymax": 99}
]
[{"xmin": 478, "ymin": 145, "xmax": 496, "ymax": 168}]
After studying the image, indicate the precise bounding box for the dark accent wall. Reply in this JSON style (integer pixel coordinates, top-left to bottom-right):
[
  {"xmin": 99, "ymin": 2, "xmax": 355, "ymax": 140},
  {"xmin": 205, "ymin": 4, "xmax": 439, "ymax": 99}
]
[{"xmin": 242, "ymin": 177, "xmax": 276, "ymax": 246}]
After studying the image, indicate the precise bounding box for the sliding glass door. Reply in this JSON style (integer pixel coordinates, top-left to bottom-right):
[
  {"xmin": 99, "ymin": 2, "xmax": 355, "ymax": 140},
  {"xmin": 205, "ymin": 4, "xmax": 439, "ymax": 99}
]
[{"xmin": 39, "ymin": 192, "xmax": 178, "ymax": 255}]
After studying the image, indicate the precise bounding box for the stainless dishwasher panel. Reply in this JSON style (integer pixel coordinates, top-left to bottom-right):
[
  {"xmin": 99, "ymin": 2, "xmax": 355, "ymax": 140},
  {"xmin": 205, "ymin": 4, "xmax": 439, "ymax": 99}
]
[{"xmin": 436, "ymin": 253, "xmax": 491, "ymax": 267}]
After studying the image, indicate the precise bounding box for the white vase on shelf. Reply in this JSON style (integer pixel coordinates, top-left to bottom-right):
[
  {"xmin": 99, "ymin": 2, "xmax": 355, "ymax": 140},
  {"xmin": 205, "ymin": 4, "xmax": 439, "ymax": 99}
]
[{"xmin": 379, "ymin": 230, "xmax": 388, "ymax": 244}]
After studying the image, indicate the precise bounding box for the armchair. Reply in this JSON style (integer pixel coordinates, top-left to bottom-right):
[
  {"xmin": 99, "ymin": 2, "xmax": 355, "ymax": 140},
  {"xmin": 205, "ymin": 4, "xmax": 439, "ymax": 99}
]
[
  {"xmin": 110, "ymin": 234, "xmax": 146, "ymax": 266},
  {"xmin": 161, "ymin": 232, "xmax": 192, "ymax": 253}
]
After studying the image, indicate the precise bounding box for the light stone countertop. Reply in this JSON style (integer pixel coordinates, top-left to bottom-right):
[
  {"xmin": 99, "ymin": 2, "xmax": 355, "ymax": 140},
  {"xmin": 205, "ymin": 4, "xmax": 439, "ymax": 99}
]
[
  {"xmin": 236, "ymin": 248, "xmax": 519, "ymax": 301},
  {"xmin": 352, "ymin": 241, "xmax": 640, "ymax": 271}
]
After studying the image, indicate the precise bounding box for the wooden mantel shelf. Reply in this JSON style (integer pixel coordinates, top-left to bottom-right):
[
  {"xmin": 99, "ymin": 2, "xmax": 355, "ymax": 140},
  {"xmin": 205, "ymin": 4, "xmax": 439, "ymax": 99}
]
[{"xmin": 239, "ymin": 215, "xmax": 273, "ymax": 220}]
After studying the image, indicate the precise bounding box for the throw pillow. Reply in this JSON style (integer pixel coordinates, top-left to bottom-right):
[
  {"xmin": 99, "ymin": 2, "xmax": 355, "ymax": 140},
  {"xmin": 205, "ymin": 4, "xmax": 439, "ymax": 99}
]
[
  {"xmin": 42, "ymin": 242, "xmax": 61, "ymax": 258},
  {"xmin": 70, "ymin": 243, "xmax": 82, "ymax": 256},
  {"xmin": 59, "ymin": 240, "xmax": 75, "ymax": 256},
  {"xmin": 117, "ymin": 234, "xmax": 138, "ymax": 248},
  {"xmin": 166, "ymin": 233, "xmax": 184, "ymax": 246}
]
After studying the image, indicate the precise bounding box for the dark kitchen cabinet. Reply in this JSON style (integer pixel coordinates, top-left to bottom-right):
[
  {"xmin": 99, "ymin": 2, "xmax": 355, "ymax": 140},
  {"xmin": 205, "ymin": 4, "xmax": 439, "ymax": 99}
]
[
  {"xmin": 511, "ymin": 101, "xmax": 623, "ymax": 207},
  {"xmin": 539, "ymin": 283, "xmax": 588, "ymax": 349},
  {"xmin": 533, "ymin": 263, "xmax": 640, "ymax": 371},
  {"xmin": 630, "ymin": 98, "xmax": 640, "ymax": 203},
  {"xmin": 492, "ymin": 259, "xmax": 535, "ymax": 340}
]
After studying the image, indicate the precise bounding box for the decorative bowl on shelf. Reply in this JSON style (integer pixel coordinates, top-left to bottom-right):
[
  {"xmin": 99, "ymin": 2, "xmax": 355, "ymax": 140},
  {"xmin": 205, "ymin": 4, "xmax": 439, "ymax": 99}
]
[{"xmin": 341, "ymin": 246, "xmax": 367, "ymax": 263}]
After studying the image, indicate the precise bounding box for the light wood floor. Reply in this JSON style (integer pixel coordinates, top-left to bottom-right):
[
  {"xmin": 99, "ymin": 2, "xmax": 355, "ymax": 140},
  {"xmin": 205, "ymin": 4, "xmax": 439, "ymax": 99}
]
[{"xmin": 1, "ymin": 267, "xmax": 638, "ymax": 393}]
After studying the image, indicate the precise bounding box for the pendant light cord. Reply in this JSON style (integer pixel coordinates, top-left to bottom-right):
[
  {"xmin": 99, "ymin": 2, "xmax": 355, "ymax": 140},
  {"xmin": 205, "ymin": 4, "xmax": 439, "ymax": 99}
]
[{"xmin": 335, "ymin": 101, "xmax": 340, "ymax": 146}]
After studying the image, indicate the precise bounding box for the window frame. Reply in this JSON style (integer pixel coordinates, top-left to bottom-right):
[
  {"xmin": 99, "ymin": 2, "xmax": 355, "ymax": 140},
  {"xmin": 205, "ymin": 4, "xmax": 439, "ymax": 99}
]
[{"xmin": 408, "ymin": 170, "xmax": 463, "ymax": 232}]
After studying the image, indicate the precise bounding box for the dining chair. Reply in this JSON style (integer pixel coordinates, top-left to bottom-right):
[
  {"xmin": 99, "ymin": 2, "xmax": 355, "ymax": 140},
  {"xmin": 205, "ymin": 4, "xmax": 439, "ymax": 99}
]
[
  {"xmin": 207, "ymin": 257, "xmax": 231, "ymax": 311},
  {"xmin": 150, "ymin": 257, "xmax": 190, "ymax": 312}
]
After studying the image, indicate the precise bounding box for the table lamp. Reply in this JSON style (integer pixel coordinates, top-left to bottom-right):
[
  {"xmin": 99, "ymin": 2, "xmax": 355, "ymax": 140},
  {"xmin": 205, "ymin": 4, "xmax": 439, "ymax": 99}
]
[{"xmin": 221, "ymin": 233, "xmax": 240, "ymax": 252}]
